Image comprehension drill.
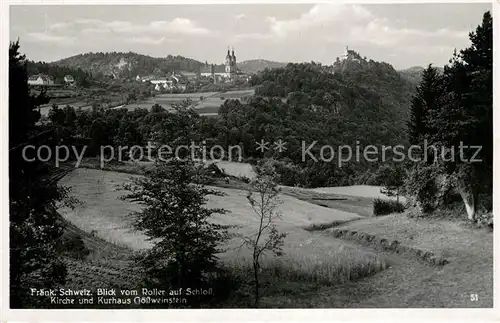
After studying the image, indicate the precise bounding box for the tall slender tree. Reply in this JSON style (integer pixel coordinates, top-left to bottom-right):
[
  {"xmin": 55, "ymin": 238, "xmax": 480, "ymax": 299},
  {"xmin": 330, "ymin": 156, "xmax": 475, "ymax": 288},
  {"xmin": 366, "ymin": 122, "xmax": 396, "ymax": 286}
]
[
  {"xmin": 9, "ymin": 41, "xmax": 68, "ymax": 308},
  {"xmin": 433, "ymin": 11, "xmax": 492, "ymax": 220},
  {"xmin": 407, "ymin": 11, "xmax": 493, "ymax": 220},
  {"xmin": 407, "ymin": 64, "xmax": 446, "ymax": 147}
]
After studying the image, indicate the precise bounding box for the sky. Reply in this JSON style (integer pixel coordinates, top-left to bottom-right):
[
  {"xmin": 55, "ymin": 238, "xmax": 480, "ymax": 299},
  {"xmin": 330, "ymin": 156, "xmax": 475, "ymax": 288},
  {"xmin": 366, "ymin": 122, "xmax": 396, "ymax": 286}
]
[{"xmin": 10, "ymin": 3, "xmax": 491, "ymax": 70}]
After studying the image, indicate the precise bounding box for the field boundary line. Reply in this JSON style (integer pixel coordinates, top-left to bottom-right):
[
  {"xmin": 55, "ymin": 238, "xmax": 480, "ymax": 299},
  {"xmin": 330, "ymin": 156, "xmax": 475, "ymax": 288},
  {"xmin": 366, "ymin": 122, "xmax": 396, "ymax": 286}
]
[{"xmin": 327, "ymin": 228, "xmax": 450, "ymax": 267}]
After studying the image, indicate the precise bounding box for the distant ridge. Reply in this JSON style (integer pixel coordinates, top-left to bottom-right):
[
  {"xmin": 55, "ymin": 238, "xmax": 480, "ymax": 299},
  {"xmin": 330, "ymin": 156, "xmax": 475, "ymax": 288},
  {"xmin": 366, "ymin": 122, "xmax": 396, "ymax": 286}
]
[
  {"xmin": 398, "ymin": 65, "xmax": 444, "ymax": 86},
  {"xmin": 238, "ymin": 59, "xmax": 287, "ymax": 74},
  {"xmin": 47, "ymin": 51, "xmax": 286, "ymax": 78},
  {"xmin": 48, "ymin": 50, "xmax": 436, "ymax": 83},
  {"xmin": 52, "ymin": 52, "xmax": 205, "ymax": 79}
]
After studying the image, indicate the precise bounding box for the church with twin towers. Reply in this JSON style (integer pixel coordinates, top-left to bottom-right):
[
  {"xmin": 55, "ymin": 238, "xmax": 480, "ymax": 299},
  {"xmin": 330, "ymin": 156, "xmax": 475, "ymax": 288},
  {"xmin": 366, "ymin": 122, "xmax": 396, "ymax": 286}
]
[
  {"xmin": 225, "ymin": 47, "xmax": 237, "ymax": 76},
  {"xmin": 200, "ymin": 46, "xmax": 247, "ymax": 82}
]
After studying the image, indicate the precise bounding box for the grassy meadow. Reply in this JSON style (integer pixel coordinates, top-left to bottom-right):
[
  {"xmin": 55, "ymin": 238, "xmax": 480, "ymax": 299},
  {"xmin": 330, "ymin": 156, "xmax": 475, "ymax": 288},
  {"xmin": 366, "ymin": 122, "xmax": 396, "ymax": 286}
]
[
  {"xmin": 122, "ymin": 89, "xmax": 254, "ymax": 113},
  {"xmin": 57, "ymin": 166, "xmax": 493, "ymax": 307},
  {"xmin": 58, "ymin": 168, "xmax": 388, "ymax": 302}
]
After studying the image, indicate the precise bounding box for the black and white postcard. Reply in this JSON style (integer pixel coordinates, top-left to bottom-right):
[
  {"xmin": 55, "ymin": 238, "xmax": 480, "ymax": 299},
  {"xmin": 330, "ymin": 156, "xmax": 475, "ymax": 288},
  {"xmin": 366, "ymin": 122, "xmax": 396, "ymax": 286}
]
[{"xmin": 1, "ymin": 1, "xmax": 497, "ymax": 321}]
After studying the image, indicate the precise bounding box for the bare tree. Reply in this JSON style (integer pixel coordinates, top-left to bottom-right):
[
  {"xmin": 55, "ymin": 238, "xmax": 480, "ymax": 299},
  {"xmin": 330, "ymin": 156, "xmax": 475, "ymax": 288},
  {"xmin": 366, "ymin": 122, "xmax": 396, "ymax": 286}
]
[{"xmin": 241, "ymin": 166, "xmax": 286, "ymax": 307}]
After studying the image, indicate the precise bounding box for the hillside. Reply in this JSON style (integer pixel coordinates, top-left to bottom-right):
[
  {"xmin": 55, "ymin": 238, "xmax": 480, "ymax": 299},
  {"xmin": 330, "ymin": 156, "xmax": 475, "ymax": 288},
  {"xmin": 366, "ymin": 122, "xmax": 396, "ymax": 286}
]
[
  {"xmin": 249, "ymin": 49, "xmax": 416, "ymax": 147},
  {"xmin": 398, "ymin": 65, "xmax": 445, "ymax": 88},
  {"xmin": 398, "ymin": 66, "xmax": 424, "ymax": 86},
  {"xmin": 53, "ymin": 52, "xmax": 205, "ymax": 79},
  {"xmin": 216, "ymin": 49, "xmax": 417, "ymax": 187},
  {"xmin": 238, "ymin": 59, "xmax": 287, "ymax": 74},
  {"xmin": 52, "ymin": 52, "xmax": 287, "ymax": 78}
]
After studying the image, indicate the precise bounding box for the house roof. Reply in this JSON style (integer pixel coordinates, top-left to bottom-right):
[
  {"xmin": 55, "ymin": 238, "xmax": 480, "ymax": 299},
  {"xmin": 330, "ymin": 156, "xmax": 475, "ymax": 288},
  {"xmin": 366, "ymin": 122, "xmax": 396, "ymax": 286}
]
[
  {"xmin": 28, "ymin": 74, "xmax": 53, "ymax": 82},
  {"xmin": 178, "ymin": 70, "xmax": 197, "ymax": 76},
  {"xmin": 150, "ymin": 77, "xmax": 169, "ymax": 82},
  {"xmin": 200, "ymin": 64, "xmax": 226, "ymax": 74},
  {"xmin": 170, "ymin": 73, "xmax": 190, "ymax": 84}
]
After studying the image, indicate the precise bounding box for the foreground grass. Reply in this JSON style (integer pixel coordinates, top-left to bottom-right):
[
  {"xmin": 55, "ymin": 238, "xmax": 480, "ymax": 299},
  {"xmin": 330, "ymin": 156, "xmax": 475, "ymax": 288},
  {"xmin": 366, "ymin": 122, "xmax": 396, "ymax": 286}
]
[
  {"xmin": 221, "ymin": 250, "xmax": 388, "ymax": 307},
  {"xmin": 57, "ymin": 168, "xmax": 492, "ymax": 307},
  {"xmin": 333, "ymin": 213, "xmax": 492, "ymax": 260},
  {"xmin": 321, "ymin": 213, "xmax": 494, "ymax": 307},
  {"xmin": 58, "ymin": 168, "xmax": 387, "ymax": 307},
  {"xmin": 280, "ymin": 186, "xmax": 374, "ymax": 217},
  {"xmin": 59, "ymin": 168, "xmax": 363, "ymax": 251}
]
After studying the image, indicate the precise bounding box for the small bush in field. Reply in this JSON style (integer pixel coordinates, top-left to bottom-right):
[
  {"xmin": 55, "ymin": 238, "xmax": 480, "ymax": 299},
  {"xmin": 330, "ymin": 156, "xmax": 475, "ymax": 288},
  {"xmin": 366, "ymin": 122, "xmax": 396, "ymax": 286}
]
[
  {"xmin": 240, "ymin": 176, "xmax": 251, "ymax": 183},
  {"xmin": 373, "ymin": 198, "xmax": 405, "ymax": 216},
  {"xmin": 58, "ymin": 235, "xmax": 90, "ymax": 260}
]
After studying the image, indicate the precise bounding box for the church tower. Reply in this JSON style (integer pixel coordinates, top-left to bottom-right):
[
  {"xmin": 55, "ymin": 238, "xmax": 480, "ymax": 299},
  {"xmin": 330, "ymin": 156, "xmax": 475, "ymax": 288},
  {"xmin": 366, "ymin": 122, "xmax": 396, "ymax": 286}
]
[
  {"xmin": 225, "ymin": 48, "xmax": 232, "ymax": 74},
  {"xmin": 224, "ymin": 46, "xmax": 238, "ymax": 79},
  {"xmin": 231, "ymin": 47, "xmax": 237, "ymax": 68}
]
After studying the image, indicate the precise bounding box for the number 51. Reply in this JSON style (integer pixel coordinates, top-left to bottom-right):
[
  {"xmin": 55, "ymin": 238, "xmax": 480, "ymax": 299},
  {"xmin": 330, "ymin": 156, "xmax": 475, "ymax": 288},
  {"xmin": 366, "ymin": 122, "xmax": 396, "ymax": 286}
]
[{"xmin": 470, "ymin": 294, "xmax": 479, "ymax": 301}]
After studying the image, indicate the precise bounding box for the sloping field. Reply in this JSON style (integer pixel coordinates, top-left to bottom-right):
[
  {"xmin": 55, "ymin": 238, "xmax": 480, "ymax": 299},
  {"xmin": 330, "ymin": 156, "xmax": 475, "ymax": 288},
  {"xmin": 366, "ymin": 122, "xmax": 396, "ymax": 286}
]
[
  {"xmin": 333, "ymin": 214, "xmax": 491, "ymax": 261},
  {"xmin": 312, "ymin": 185, "xmax": 407, "ymax": 203},
  {"xmin": 58, "ymin": 169, "xmax": 152, "ymax": 251},
  {"xmin": 156, "ymin": 92, "xmax": 221, "ymax": 98},
  {"xmin": 58, "ymin": 168, "xmax": 360, "ymax": 252},
  {"xmin": 205, "ymin": 186, "xmax": 385, "ymax": 285},
  {"xmin": 56, "ymin": 167, "xmax": 492, "ymax": 307},
  {"xmin": 214, "ymin": 161, "xmax": 257, "ymax": 179},
  {"xmin": 39, "ymin": 102, "xmax": 92, "ymax": 116},
  {"xmin": 122, "ymin": 89, "xmax": 254, "ymax": 113},
  {"xmin": 308, "ymin": 214, "xmax": 494, "ymax": 308},
  {"xmin": 58, "ymin": 168, "xmax": 386, "ymax": 288}
]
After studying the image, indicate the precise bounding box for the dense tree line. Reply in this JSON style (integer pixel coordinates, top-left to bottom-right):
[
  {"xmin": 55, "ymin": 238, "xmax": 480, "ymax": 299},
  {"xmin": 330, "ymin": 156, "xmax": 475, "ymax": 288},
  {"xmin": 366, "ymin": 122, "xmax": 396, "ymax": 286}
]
[
  {"xmin": 9, "ymin": 41, "xmax": 72, "ymax": 308},
  {"xmin": 46, "ymin": 49, "xmax": 418, "ymax": 187},
  {"xmin": 54, "ymin": 52, "xmax": 206, "ymax": 79},
  {"xmin": 27, "ymin": 61, "xmax": 92, "ymax": 86},
  {"xmin": 405, "ymin": 11, "xmax": 492, "ymax": 220},
  {"xmin": 47, "ymin": 100, "xmax": 211, "ymax": 158},
  {"xmin": 218, "ymin": 58, "xmax": 416, "ymax": 186}
]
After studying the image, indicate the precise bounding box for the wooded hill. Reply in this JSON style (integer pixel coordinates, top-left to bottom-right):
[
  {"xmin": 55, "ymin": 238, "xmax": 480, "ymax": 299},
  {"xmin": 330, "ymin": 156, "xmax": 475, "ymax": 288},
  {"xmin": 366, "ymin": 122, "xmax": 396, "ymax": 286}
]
[{"xmin": 51, "ymin": 52, "xmax": 287, "ymax": 79}]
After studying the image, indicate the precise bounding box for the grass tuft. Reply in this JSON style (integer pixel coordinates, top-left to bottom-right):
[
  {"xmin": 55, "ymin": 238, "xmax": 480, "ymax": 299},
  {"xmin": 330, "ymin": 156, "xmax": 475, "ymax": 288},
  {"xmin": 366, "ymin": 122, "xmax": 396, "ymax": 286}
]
[{"xmin": 373, "ymin": 198, "xmax": 405, "ymax": 216}]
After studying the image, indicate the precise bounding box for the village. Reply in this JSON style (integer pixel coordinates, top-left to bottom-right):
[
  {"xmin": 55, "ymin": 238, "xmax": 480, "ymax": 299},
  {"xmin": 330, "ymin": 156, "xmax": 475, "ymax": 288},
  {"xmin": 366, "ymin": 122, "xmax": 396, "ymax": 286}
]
[{"xmin": 28, "ymin": 47, "xmax": 251, "ymax": 93}]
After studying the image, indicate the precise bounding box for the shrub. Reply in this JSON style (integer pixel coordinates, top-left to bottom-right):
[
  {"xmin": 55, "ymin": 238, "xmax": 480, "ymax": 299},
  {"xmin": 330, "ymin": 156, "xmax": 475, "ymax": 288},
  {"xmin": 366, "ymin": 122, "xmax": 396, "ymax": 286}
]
[
  {"xmin": 404, "ymin": 164, "xmax": 440, "ymax": 213},
  {"xmin": 477, "ymin": 212, "xmax": 493, "ymax": 229},
  {"xmin": 58, "ymin": 234, "xmax": 90, "ymax": 260},
  {"xmin": 258, "ymin": 159, "xmax": 305, "ymax": 187},
  {"xmin": 373, "ymin": 198, "xmax": 405, "ymax": 216},
  {"xmin": 121, "ymin": 160, "xmax": 230, "ymax": 308},
  {"xmin": 243, "ymin": 156, "xmax": 258, "ymax": 165},
  {"xmin": 240, "ymin": 176, "xmax": 251, "ymax": 183},
  {"xmin": 205, "ymin": 163, "xmax": 225, "ymax": 178}
]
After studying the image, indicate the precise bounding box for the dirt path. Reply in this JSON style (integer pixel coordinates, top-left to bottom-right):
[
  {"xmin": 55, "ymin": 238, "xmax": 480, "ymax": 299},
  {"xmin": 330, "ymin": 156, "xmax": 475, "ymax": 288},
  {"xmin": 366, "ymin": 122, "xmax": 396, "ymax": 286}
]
[
  {"xmin": 262, "ymin": 230, "xmax": 492, "ymax": 308},
  {"xmin": 278, "ymin": 216, "xmax": 494, "ymax": 308}
]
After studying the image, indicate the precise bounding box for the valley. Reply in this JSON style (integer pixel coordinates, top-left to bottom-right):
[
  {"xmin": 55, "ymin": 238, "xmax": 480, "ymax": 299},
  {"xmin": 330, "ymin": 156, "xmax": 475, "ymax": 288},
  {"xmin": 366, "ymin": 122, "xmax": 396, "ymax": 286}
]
[{"xmin": 56, "ymin": 166, "xmax": 493, "ymax": 307}]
